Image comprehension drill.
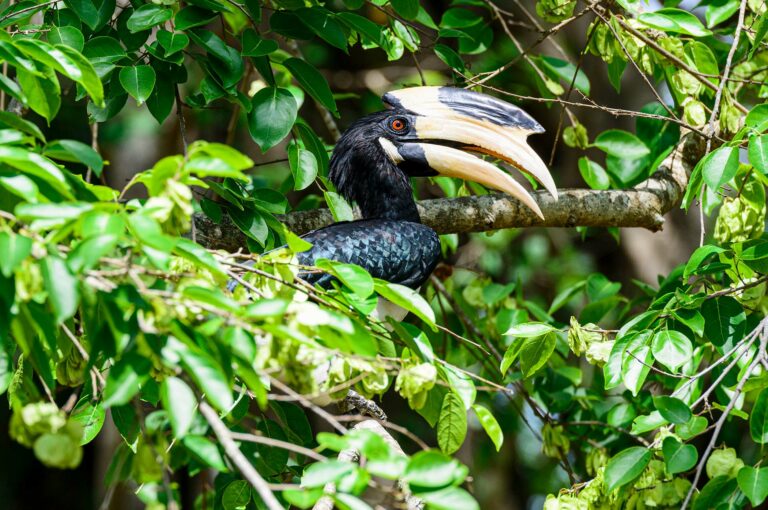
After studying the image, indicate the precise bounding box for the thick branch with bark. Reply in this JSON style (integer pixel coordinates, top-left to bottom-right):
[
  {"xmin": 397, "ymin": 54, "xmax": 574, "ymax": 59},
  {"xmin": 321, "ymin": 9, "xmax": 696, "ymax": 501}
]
[
  {"xmin": 194, "ymin": 133, "xmax": 704, "ymax": 252},
  {"xmin": 312, "ymin": 420, "xmax": 423, "ymax": 510}
]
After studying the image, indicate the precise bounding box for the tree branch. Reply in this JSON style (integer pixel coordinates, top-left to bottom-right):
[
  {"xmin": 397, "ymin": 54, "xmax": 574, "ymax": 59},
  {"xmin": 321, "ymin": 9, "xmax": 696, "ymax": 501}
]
[
  {"xmin": 199, "ymin": 402, "xmax": 286, "ymax": 510},
  {"xmin": 311, "ymin": 420, "xmax": 423, "ymax": 510},
  {"xmin": 194, "ymin": 132, "xmax": 704, "ymax": 252}
]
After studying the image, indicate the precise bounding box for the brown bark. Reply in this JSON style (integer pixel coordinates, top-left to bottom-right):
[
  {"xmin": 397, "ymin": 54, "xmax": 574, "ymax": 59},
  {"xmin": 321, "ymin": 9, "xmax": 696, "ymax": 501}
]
[{"xmin": 193, "ymin": 132, "xmax": 704, "ymax": 252}]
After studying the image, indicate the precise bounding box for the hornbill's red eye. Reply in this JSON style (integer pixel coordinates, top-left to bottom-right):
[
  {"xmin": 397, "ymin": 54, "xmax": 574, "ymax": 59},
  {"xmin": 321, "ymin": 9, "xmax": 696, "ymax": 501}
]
[{"xmin": 391, "ymin": 118, "xmax": 406, "ymax": 131}]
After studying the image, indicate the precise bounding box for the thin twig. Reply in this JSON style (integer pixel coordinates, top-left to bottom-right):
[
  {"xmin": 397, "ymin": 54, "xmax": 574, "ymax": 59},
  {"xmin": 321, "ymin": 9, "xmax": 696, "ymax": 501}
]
[
  {"xmin": 175, "ymin": 85, "xmax": 188, "ymax": 154},
  {"xmin": 681, "ymin": 327, "xmax": 767, "ymax": 510},
  {"xmin": 706, "ymin": 0, "xmax": 747, "ymax": 154},
  {"xmin": 229, "ymin": 431, "xmax": 328, "ymax": 462},
  {"xmin": 199, "ymin": 401, "xmax": 286, "ymax": 510}
]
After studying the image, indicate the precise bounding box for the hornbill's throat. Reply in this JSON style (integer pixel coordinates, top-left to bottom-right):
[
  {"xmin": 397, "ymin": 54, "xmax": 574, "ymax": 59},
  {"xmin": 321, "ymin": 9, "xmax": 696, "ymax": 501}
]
[{"xmin": 329, "ymin": 86, "xmax": 556, "ymax": 222}]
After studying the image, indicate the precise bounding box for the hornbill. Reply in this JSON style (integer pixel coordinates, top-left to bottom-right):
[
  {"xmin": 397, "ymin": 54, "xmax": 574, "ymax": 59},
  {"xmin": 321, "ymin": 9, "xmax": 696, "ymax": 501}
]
[
  {"xmin": 231, "ymin": 87, "xmax": 556, "ymax": 413},
  {"xmin": 295, "ymin": 86, "xmax": 557, "ymax": 290}
]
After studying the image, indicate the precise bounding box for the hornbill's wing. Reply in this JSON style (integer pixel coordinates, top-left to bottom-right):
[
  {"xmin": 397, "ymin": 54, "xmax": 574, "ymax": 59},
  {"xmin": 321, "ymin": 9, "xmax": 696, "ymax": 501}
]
[{"xmin": 297, "ymin": 219, "xmax": 441, "ymax": 289}]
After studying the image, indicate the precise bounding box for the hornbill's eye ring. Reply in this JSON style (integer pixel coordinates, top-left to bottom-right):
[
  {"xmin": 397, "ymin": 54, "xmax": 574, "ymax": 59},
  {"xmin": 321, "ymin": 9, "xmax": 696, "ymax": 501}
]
[{"xmin": 390, "ymin": 118, "xmax": 407, "ymax": 132}]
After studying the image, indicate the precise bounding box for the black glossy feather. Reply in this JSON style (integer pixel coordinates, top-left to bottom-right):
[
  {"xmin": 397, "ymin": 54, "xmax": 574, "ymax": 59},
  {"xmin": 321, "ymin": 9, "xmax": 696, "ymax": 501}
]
[{"xmin": 298, "ymin": 219, "xmax": 441, "ymax": 289}]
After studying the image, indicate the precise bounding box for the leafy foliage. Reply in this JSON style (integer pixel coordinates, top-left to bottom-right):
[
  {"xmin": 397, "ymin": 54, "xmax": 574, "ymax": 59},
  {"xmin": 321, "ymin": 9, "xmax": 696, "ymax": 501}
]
[{"xmin": 1, "ymin": 0, "xmax": 768, "ymax": 509}]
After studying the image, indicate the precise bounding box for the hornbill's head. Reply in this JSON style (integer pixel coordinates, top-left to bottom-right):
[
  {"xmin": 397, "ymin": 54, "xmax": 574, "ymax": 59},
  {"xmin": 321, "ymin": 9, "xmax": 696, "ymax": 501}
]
[{"xmin": 329, "ymin": 86, "xmax": 557, "ymax": 221}]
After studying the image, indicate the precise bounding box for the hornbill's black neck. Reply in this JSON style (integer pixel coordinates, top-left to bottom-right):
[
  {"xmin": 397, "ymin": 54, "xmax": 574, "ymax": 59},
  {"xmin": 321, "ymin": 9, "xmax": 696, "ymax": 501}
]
[{"xmin": 329, "ymin": 116, "xmax": 421, "ymax": 223}]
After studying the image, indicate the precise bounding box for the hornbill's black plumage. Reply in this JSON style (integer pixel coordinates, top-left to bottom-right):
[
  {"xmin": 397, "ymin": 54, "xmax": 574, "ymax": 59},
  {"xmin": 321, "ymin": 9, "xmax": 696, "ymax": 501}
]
[{"xmin": 295, "ymin": 86, "xmax": 557, "ymax": 290}]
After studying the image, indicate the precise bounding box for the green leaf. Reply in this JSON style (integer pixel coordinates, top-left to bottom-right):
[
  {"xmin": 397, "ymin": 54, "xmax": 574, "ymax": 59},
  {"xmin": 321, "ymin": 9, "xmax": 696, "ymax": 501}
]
[
  {"xmin": 156, "ymin": 30, "xmax": 189, "ymax": 57},
  {"xmin": 337, "ymin": 12, "xmax": 385, "ymax": 47},
  {"xmin": 702, "ymin": 296, "xmax": 746, "ymax": 348},
  {"xmin": 578, "ymin": 156, "xmax": 609, "ymax": 190},
  {"xmin": 222, "ymin": 480, "xmax": 251, "ymax": 510},
  {"xmin": 183, "ymin": 435, "xmax": 229, "ymax": 471},
  {"xmin": 662, "ymin": 436, "xmax": 697, "ymax": 475},
  {"xmin": 472, "ymin": 404, "xmax": 503, "ymax": 451},
  {"xmin": 700, "ymin": 146, "xmax": 739, "ymax": 189},
  {"xmin": 638, "ymin": 8, "xmax": 712, "ymax": 36},
  {"xmin": 241, "ymin": 29, "xmax": 278, "ymax": 57},
  {"xmin": 176, "ymin": 344, "xmax": 234, "ymax": 413},
  {"xmin": 83, "ymin": 36, "xmax": 127, "ymax": 79},
  {"xmin": 119, "ymin": 65, "xmax": 156, "ymax": 106},
  {"xmin": 294, "ymin": 8, "xmax": 348, "ymax": 51},
  {"xmin": 160, "ymin": 376, "xmax": 196, "ymax": 439},
  {"xmin": 751, "ymin": 12, "xmax": 768, "ymax": 58},
  {"xmin": 322, "ymin": 191, "xmax": 353, "ymax": 222},
  {"xmin": 1, "ymin": 145, "xmax": 74, "ymax": 199},
  {"xmin": 705, "ymin": 0, "xmax": 739, "ymax": 27},
  {"xmin": 519, "ymin": 332, "xmax": 556, "ymax": 378},
  {"xmin": 434, "ymin": 44, "xmax": 465, "ymax": 72},
  {"xmin": 247, "ymin": 87, "xmax": 297, "ymax": 152},
  {"xmin": 437, "ymin": 393, "xmax": 467, "ymax": 455},
  {"xmin": 390, "ymin": 0, "xmax": 418, "ymax": 20},
  {"xmin": 500, "ymin": 339, "xmax": 522, "ymax": 374},
  {"xmin": 620, "ymin": 331, "xmax": 653, "ymax": 396},
  {"xmin": 283, "ymin": 488, "xmax": 323, "ymax": 509},
  {"xmin": 0, "ymin": 111, "xmax": 44, "ymax": 142},
  {"xmin": 44, "ymin": 140, "xmax": 103, "ymax": 176},
  {"xmin": 419, "ymin": 487, "xmax": 479, "ymax": 510},
  {"xmin": 694, "ymin": 476, "xmax": 737, "ymax": 510},
  {"xmin": 593, "ymin": 130, "xmax": 650, "ymax": 159},
  {"xmin": 296, "ymin": 120, "xmax": 329, "ymax": 177},
  {"xmin": 14, "ymin": 39, "xmax": 104, "ymax": 107},
  {"xmin": 747, "ymin": 103, "xmax": 768, "ymax": 133},
  {"xmin": 175, "ymin": 6, "xmax": 217, "ymax": 30},
  {"xmin": 65, "ymin": 0, "xmax": 100, "ymax": 30},
  {"xmin": 651, "ymin": 330, "xmax": 693, "ymax": 372},
  {"xmin": 47, "ymin": 26, "xmax": 85, "ymax": 52},
  {"xmin": 653, "ymin": 395, "xmax": 692, "ymax": 424},
  {"xmin": 749, "ymin": 135, "xmax": 768, "ymax": 174},
  {"xmin": 679, "ymin": 415, "xmax": 708, "ymax": 440},
  {"xmin": 288, "ymin": 144, "xmax": 318, "ymax": 190},
  {"xmin": 403, "ymin": 450, "xmax": 467, "ymax": 489},
  {"xmin": 70, "ymin": 397, "xmax": 106, "ymax": 445},
  {"xmin": 67, "ymin": 233, "xmax": 119, "ymax": 273},
  {"xmin": 504, "ymin": 322, "xmax": 555, "ymax": 337},
  {"xmin": 126, "ymin": 4, "xmax": 172, "ymax": 32},
  {"xmin": 102, "ymin": 354, "xmax": 150, "ymax": 407},
  {"xmin": 605, "ymin": 447, "xmax": 652, "ymax": 492},
  {"xmin": 0, "ymin": 232, "xmax": 32, "ymax": 278},
  {"xmin": 16, "ymin": 68, "xmax": 60, "ymax": 123},
  {"xmin": 283, "ymin": 58, "xmax": 338, "ymax": 117},
  {"xmin": 737, "ymin": 466, "xmax": 768, "ymax": 507},
  {"xmin": 41, "ymin": 255, "xmax": 79, "ymax": 323},
  {"xmin": 302, "ymin": 460, "xmax": 356, "ymax": 487},
  {"xmin": 673, "ymin": 309, "xmax": 705, "ymax": 338},
  {"xmin": 539, "ymin": 55, "xmax": 590, "ymax": 95},
  {"xmin": 316, "ymin": 260, "xmax": 374, "ymax": 298},
  {"xmin": 374, "ymin": 281, "xmax": 436, "ymax": 329},
  {"xmin": 684, "ymin": 244, "xmax": 724, "ymax": 279},
  {"xmin": 751, "ymin": 388, "xmax": 768, "ymax": 444}
]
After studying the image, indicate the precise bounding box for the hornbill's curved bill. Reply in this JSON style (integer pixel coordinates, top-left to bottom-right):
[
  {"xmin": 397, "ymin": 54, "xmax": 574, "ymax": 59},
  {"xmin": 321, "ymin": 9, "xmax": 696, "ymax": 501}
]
[
  {"xmin": 379, "ymin": 86, "xmax": 556, "ymax": 218},
  {"xmin": 235, "ymin": 86, "xmax": 556, "ymax": 292}
]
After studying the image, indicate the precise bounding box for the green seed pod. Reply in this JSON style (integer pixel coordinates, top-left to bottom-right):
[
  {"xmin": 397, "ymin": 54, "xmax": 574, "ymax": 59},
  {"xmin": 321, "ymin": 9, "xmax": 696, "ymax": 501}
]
[
  {"xmin": 542, "ymin": 423, "xmax": 571, "ymax": 459},
  {"xmin": 714, "ymin": 194, "xmax": 766, "ymax": 245},
  {"xmin": 563, "ymin": 123, "xmax": 589, "ymax": 149},
  {"xmin": 671, "ymin": 70, "xmax": 702, "ymax": 97},
  {"xmin": 33, "ymin": 432, "xmax": 83, "ymax": 469},
  {"xmin": 587, "ymin": 21, "xmax": 617, "ymax": 64},
  {"xmin": 536, "ymin": 0, "xmax": 576, "ymax": 23},
  {"xmin": 719, "ymin": 101, "xmax": 743, "ymax": 135},
  {"xmin": 706, "ymin": 447, "xmax": 744, "ymax": 479},
  {"xmin": 395, "ymin": 361, "xmax": 437, "ymax": 410},
  {"xmin": 586, "ymin": 447, "xmax": 609, "ymax": 477},
  {"xmin": 683, "ymin": 99, "xmax": 707, "ymax": 127}
]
